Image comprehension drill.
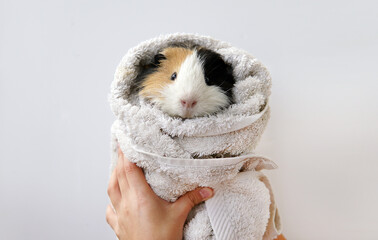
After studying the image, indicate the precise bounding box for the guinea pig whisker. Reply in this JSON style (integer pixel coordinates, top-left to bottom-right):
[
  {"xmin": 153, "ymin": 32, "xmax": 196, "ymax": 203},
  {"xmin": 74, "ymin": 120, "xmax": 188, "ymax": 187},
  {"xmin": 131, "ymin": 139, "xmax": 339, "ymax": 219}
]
[
  {"xmin": 206, "ymin": 65, "xmax": 222, "ymax": 76},
  {"xmin": 215, "ymin": 81, "xmax": 230, "ymax": 89}
]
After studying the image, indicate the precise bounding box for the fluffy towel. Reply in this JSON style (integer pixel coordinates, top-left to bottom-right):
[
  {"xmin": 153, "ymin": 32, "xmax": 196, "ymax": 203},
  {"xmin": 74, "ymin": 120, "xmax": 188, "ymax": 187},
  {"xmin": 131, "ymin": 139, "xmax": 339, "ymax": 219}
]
[{"xmin": 109, "ymin": 33, "xmax": 282, "ymax": 240}]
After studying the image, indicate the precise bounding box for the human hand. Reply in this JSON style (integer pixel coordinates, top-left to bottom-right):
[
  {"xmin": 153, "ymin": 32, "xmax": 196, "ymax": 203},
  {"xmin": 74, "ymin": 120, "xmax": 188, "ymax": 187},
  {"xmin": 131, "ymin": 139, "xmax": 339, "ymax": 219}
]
[{"xmin": 106, "ymin": 147, "xmax": 214, "ymax": 240}]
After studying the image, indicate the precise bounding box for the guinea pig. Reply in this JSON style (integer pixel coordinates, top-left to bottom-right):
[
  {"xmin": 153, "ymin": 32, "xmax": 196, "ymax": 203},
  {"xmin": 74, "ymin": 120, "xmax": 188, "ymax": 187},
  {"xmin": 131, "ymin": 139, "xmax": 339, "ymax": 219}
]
[{"xmin": 136, "ymin": 47, "xmax": 235, "ymax": 118}]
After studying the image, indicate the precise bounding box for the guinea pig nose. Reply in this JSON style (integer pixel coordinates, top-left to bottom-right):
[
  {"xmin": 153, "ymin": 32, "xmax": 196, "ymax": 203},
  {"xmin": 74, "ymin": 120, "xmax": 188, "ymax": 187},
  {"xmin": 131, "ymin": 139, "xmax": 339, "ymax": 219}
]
[{"xmin": 181, "ymin": 99, "xmax": 197, "ymax": 108}]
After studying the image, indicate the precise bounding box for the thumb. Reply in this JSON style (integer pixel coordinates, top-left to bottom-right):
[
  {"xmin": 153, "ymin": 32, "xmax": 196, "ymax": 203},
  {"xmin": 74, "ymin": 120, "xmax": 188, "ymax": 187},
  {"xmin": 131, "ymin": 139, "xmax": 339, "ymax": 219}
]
[{"xmin": 173, "ymin": 187, "xmax": 214, "ymax": 217}]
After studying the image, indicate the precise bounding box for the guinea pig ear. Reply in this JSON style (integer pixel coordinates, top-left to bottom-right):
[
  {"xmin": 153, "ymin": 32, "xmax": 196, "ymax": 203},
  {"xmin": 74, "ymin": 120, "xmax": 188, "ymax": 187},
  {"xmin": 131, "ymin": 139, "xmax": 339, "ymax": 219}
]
[{"xmin": 153, "ymin": 53, "xmax": 166, "ymax": 65}]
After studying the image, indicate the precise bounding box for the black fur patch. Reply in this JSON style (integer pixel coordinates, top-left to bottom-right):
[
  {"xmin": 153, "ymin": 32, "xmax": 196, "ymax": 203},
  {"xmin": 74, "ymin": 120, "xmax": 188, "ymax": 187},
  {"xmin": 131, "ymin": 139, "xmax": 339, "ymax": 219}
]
[
  {"xmin": 197, "ymin": 49, "xmax": 235, "ymax": 102},
  {"xmin": 130, "ymin": 52, "xmax": 166, "ymax": 94},
  {"xmin": 153, "ymin": 53, "xmax": 166, "ymax": 65}
]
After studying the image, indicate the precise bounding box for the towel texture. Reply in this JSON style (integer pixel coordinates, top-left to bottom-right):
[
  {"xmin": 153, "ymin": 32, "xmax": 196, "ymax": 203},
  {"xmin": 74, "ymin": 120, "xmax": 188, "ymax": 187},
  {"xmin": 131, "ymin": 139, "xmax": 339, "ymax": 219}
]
[{"xmin": 109, "ymin": 33, "xmax": 282, "ymax": 240}]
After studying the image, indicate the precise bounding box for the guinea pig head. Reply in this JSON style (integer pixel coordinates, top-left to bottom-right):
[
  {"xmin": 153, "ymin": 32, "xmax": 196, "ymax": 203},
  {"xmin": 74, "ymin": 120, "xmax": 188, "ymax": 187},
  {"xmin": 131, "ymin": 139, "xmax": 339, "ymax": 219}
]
[{"xmin": 138, "ymin": 47, "xmax": 235, "ymax": 118}]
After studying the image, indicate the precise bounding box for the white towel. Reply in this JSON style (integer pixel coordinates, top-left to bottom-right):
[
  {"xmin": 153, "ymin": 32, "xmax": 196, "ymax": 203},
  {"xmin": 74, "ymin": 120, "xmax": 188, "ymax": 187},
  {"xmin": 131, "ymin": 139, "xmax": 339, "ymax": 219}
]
[{"xmin": 109, "ymin": 33, "xmax": 282, "ymax": 240}]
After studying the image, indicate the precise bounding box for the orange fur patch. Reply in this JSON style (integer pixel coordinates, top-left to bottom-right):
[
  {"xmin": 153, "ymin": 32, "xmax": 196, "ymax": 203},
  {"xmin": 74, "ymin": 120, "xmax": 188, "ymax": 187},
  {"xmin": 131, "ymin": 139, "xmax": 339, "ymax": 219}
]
[
  {"xmin": 139, "ymin": 47, "xmax": 193, "ymax": 100},
  {"xmin": 274, "ymin": 234, "xmax": 286, "ymax": 240}
]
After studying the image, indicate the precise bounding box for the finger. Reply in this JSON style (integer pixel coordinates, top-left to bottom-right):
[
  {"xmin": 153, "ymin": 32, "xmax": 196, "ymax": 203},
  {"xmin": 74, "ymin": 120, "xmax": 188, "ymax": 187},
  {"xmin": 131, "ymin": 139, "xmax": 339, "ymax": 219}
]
[
  {"xmin": 173, "ymin": 188, "xmax": 214, "ymax": 218},
  {"xmin": 122, "ymin": 154, "xmax": 152, "ymax": 194},
  {"xmin": 107, "ymin": 168, "xmax": 122, "ymax": 211},
  {"xmin": 106, "ymin": 204, "xmax": 118, "ymax": 230},
  {"xmin": 116, "ymin": 147, "xmax": 129, "ymax": 196}
]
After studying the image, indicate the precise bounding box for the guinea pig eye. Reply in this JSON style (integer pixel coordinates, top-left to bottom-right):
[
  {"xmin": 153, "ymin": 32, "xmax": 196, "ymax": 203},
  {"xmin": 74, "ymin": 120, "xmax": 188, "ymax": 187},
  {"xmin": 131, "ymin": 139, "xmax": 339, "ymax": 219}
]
[
  {"xmin": 205, "ymin": 76, "xmax": 211, "ymax": 85},
  {"xmin": 170, "ymin": 72, "xmax": 177, "ymax": 81}
]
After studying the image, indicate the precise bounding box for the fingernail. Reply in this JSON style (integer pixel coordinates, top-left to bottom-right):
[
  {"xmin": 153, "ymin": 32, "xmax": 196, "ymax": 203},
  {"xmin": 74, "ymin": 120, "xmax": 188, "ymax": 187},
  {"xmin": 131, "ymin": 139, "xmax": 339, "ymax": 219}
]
[{"xmin": 199, "ymin": 188, "xmax": 213, "ymax": 199}]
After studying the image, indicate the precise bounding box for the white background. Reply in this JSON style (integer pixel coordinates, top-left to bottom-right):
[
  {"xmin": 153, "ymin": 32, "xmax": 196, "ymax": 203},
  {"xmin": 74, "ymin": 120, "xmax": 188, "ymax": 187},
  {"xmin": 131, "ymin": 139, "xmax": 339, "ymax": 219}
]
[{"xmin": 1, "ymin": 0, "xmax": 377, "ymax": 239}]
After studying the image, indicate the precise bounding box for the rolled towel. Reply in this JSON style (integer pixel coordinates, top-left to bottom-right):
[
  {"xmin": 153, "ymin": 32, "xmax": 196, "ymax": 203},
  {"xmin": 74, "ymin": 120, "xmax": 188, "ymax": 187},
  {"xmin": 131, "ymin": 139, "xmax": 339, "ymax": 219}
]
[{"xmin": 109, "ymin": 33, "xmax": 282, "ymax": 240}]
